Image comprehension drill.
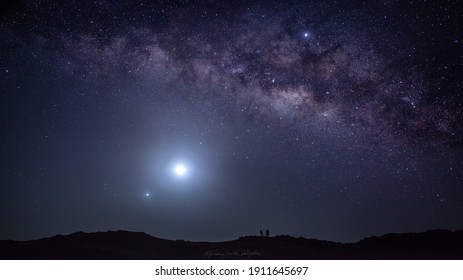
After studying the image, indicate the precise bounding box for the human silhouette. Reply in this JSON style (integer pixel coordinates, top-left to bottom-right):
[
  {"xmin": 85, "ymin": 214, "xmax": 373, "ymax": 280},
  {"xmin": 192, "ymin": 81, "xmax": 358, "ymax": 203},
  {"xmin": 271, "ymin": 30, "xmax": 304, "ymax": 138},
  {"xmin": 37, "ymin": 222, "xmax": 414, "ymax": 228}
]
[
  {"xmin": 260, "ymin": 229, "xmax": 263, "ymax": 237},
  {"xmin": 265, "ymin": 229, "xmax": 269, "ymax": 237}
]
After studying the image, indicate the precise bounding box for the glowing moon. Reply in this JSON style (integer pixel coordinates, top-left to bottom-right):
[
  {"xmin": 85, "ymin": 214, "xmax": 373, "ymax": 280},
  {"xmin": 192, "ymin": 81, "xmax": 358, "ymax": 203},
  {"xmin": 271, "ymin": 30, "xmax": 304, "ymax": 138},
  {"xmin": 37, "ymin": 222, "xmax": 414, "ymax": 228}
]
[{"xmin": 175, "ymin": 164, "xmax": 186, "ymax": 176}]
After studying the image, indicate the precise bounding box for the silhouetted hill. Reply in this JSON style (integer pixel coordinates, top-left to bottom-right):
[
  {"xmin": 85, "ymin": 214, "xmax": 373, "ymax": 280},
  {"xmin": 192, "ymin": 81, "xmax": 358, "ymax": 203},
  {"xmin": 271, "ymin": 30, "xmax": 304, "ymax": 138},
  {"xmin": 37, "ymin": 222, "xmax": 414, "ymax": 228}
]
[{"xmin": 1, "ymin": 229, "xmax": 462, "ymax": 259}]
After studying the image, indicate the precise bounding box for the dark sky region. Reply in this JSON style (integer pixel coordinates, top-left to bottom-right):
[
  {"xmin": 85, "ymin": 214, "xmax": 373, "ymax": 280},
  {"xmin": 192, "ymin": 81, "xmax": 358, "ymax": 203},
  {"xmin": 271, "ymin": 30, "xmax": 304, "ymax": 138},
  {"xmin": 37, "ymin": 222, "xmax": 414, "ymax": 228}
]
[{"xmin": 0, "ymin": 0, "xmax": 462, "ymax": 243}]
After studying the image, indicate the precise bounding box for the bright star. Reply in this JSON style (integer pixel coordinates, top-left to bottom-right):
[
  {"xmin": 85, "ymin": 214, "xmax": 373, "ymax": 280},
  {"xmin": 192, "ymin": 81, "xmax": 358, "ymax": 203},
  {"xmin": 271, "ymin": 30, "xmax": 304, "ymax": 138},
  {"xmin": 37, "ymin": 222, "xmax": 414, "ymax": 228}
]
[{"xmin": 145, "ymin": 193, "xmax": 150, "ymax": 197}]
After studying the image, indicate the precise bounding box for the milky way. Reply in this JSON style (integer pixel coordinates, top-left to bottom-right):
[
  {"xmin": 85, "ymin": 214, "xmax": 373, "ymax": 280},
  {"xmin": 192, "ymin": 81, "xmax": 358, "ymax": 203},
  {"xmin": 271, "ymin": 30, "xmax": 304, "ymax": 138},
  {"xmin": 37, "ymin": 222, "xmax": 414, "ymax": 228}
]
[
  {"xmin": 42, "ymin": 2, "xmax": 460, "ymax": 148},
  {"xmin": 1, "ymin": 1, "xmax": 462, "ymax": 242}
]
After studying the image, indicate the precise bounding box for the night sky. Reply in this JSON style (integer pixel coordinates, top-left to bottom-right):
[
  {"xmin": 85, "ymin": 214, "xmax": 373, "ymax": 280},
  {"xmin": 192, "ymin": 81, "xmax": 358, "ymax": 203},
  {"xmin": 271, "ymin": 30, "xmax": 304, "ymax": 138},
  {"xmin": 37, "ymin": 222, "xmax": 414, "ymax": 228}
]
[{"xmin": 1, "ymin": 0, "xmax": 462, "ymax": 243}]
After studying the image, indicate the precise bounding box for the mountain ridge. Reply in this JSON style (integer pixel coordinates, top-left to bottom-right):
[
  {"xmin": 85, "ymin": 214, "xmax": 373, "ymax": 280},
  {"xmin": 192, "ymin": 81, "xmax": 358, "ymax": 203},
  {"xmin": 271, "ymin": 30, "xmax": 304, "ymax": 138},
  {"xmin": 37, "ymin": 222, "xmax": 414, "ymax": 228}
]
[{"xmin": 1, "ymin": 229, "xmax": 462, "ymax": 259}]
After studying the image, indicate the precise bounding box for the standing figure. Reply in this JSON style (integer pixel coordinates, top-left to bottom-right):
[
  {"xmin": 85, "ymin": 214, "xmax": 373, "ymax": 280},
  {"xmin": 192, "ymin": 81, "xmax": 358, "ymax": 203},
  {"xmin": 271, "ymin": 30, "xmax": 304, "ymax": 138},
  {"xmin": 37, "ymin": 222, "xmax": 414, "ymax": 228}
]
[
  {"xmin": 260, "ymin": 229, "xmax": 263, "ymax": 237},
  {"xmin": 265, "ymin": 229, "xmax": 269, "ymax": 237}
]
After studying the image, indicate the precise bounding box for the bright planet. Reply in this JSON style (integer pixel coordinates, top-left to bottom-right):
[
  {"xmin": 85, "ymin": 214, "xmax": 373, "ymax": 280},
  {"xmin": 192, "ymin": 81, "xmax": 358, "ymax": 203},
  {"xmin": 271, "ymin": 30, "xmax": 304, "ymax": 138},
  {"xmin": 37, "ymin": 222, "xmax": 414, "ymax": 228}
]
[{"xmin": 175, "ymin": 165, "xmax": 186, "ymax": 176}]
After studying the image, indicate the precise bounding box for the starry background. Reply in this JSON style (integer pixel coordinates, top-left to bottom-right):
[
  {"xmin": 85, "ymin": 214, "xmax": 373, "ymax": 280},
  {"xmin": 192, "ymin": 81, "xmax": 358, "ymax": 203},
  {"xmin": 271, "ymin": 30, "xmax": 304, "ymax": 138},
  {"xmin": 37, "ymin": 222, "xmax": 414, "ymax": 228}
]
[{"xmin": 1, "ymin": 0, "xmax": 462, "ymax": 242}]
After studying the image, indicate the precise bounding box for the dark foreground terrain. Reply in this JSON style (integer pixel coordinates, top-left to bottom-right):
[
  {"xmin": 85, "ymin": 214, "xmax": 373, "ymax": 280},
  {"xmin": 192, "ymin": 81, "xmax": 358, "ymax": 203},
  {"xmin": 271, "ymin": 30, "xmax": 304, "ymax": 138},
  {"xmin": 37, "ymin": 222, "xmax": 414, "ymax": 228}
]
[{"xmin": 1, "ymin": 229, "xmax": 462, "ymax": 259}]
